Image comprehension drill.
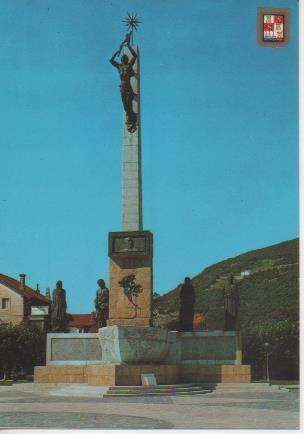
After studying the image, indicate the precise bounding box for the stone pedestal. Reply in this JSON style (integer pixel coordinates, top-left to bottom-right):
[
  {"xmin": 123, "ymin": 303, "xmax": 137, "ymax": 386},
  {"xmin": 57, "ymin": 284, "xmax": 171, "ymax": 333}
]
[
  {"xmin": 34, "ymin": 329, "xmax": 251, "ymax": 385},
  {"xmin": 108, "ymin": 231, "xmax": 153, "ymax": 326},
  {"xmin": 98, "ymin": 326, "xmax": 167, "ymax": 363}
]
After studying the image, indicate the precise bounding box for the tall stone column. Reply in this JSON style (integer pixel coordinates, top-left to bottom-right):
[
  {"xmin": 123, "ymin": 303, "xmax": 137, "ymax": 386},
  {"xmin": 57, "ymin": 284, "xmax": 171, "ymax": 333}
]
[
  {"xmin": 122, "ymin": 46, "xmax": 143, "ymax": 231},
  {"xmin": 108, "ymin": 45, "xmax": 152, "ymax": 327}
]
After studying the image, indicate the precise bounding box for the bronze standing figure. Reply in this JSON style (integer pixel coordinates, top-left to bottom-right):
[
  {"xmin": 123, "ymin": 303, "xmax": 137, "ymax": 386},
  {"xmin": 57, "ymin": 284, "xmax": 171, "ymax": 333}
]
[
  {"xmin": 95, "ymin": 279, "xmax": 109, "ymax": 328},
  {"xmin": 223, "ymin": 275, "xmax": 240, "ymax": 331},
  {"xmin": 110, "ymin": 32, "xmax": 138, "ymax": 133},
  {"xmin": 179, "ymin": 277, "xmax": 195, "ymax": 331},
  {"xmin": 50, "ymin": 280, "xmax": 67, "ymax": 332}
]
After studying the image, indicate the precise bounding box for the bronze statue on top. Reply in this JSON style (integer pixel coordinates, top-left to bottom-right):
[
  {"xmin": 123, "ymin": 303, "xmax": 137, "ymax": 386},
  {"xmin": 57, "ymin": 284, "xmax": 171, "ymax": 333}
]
[
  {"xmin": 110, "ymin": 32, "xmax": 138, "ymax": 133},
  {"xmin": 50, "ymin": 280, "xmax": 67, "ymax": 332},
  {"xmin": 95, "ymin": 279, "xmax": 109, "ymax": 328},
  {"xmin": 223, "ymin": 275, "xmax": 239, "ymax": 331},
  {"xmin": 179, "ymin": 277, "xmax": 195, "ymax": 331}
]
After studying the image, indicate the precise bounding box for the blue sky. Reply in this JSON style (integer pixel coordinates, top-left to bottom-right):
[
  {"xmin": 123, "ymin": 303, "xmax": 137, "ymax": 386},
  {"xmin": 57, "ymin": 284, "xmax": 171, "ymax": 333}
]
[{"xmin": 0, "ymin": 0, "xmax": 298, "ymax": 313}]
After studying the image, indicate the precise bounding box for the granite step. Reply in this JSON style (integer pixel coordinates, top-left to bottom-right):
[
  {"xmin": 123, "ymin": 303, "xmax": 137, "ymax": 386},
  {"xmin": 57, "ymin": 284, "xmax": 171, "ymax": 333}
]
[
  {"xmin": 205, "ymin": 383, "xmax": 289, "ymax": 392},
  {"xmin": 108, "ymin": 383, "xmax": 204, "ymax": 391},
  {"xmin": 50, "ymin": 385, "xmax": 109, "ymax": 397},
  {"xmin": 105, "ymin": 384, "xmax": 211, "ymax": 396},
  {"xmin": 107, "ymin": 386, "xmax": 206, "ymax": 395},
  {"xmin": 110, "ymin": 384, "xmax": 194, "ymax": 389},
  {"xmin": 105, "ymin": 390, "xmax": 211, "ymax": 397}
]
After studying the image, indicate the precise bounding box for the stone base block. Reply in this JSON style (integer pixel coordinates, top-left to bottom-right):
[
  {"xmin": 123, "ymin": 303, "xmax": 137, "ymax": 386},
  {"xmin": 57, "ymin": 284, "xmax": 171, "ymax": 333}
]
[
  {"xmin": 34, "ymin": 365, "xmax": 89, "ymax": 383},
  {"xmin": 120, "ymin": 364, "xmax": 180, "ymax": 386},
  {"xmin": 107, "ymin": 318, "xmax": 151, "ymax": 327},
  {"xmin": 180, "ymin": 364, "xmax": 251, "ymax": 383},
  {"xmin": 35, "ymin": 363, "xmax": 251, "ymax": 385},
  {"xmin": 108, "ymin": 231, "xmax": 153, "ymax": 327},
  {"xmin": 86, "ymin": 364, "xmax": 116, "ymax": 386},
  {"xmin": 99, "ymin": 326, "xmax": 168, "ymax": 363},
  {"xmin": 46, "ymin": 333, "xmax": 102, "ymax": 365}
]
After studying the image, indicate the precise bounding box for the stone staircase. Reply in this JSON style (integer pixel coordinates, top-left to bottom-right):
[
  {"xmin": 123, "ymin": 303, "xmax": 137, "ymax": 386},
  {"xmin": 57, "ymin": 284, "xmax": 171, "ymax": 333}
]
[
  {"xmin": 50, "ymin": 383, "xmax": 211, "ymax": 397},
  {"xmin": 49, "ymin": 382, "xmax": 290, "ymax": 398}
]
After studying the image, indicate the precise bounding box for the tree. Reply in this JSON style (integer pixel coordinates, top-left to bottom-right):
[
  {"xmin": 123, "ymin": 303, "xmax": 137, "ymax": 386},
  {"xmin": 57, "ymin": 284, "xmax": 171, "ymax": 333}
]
[
  {"xmin": 0, "ymin": 322, "xmax": 46, "ymax": 380},
  {"xmin": 0, "ymin": 324, "xmax": 18, "ymax": 380},
  {"xmin": 242, "ymin": 320, "xmax": 299, "ymax": 380}
]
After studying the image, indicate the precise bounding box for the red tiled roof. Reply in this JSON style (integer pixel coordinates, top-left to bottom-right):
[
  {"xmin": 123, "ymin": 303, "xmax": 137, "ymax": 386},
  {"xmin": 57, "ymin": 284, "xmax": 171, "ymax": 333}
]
[
  {"xmin": 0, "ymin": 273, "xmax": 50, "ymax": 305},
  {"xmin": 68, "ymin": 313, "xmax": 97, "ymax": 332}
]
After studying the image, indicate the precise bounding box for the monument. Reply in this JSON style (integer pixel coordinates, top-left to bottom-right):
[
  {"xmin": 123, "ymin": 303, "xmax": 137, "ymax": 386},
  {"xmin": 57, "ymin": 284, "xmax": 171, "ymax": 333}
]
[
  {"xmin": 107, "ymin": 14, "xmax": 152, "ymax": 327},
  {"xmin": 34, "ymin": 14, "xmax": 251, "ymax": 387}
]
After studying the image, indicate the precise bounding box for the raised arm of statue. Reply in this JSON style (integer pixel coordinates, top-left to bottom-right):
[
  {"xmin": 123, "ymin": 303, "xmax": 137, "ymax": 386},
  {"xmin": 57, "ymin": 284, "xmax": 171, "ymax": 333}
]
[{"xmin": 110, "ymin": 49, "xmax": 121, "ymax": 68}]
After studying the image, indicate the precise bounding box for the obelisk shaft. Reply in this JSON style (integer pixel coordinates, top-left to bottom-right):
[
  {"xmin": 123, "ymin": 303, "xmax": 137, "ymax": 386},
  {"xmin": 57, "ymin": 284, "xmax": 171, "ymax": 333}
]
[{"xmin": 122, "ymin": 46, "xmax": 143, "ymax": 231}]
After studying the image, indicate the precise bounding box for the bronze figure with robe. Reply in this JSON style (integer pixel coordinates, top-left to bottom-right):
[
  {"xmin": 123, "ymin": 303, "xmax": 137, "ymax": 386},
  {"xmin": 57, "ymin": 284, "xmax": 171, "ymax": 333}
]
[
  {"xmin": 179, "ymin": 277, "xmax": 195, "ymax": 331},
  {"xmin": 95, "ymin": 279, "xmax": 109, "ymax": 328},
  {"xmin": 223, "ymin": 275, "xmax": 239, "ymax": 331},
  {"xmin": 50, "ymin": 280, "xmax": 67, "ymax": 332}
]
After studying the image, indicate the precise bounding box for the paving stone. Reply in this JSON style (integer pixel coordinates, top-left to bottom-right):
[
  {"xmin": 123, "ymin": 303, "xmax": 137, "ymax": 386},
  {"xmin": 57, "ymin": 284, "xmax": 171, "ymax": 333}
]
[
  {"xmin": 0, "ymin": 383, "xmax": 299, "ymax": 429},
  {"xmin": 0, "ymin": 412, "xmax": 173, "ymax": 429},
  {"xmin": 102, "ymin": 396, "xmax": 173, "ymax": 404}
]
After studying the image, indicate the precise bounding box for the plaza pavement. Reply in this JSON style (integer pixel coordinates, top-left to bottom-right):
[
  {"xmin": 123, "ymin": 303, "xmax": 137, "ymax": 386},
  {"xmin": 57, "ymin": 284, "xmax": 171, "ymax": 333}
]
[{"xmin": 0, "ymin": 382, "xmax": 299, "ymax": 429}]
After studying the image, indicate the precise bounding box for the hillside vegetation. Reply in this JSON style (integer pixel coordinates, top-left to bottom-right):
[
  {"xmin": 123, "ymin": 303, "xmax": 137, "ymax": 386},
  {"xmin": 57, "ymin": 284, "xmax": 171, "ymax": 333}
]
[{"xmin": 154, "ymin": 238, "xmax": 299, "ymax": 379}]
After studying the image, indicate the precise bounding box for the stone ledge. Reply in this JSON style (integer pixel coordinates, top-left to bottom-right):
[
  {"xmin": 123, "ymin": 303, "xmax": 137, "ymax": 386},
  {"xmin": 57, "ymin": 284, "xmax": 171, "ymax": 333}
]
[
  {"xmin": 107, "ymin": 318, "xmax": 151, "ymax": 327},
  {"xmin": 35, "ymin": 363, "xmax": 251, "ymax": 386}
]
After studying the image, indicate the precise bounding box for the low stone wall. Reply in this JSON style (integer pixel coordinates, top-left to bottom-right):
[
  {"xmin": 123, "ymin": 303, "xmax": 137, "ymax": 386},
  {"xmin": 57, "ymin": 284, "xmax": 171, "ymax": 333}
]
[
  {"xmin": 46, "ymin": 329, "xmax": 241, "ymax": 366},
  {"xmin": 47, "ymin": 333, "xmax": 102, "ymax": 365},
  {"xmin": 166, "ymin": 330, "xmax": 242, "ymax": 365}
]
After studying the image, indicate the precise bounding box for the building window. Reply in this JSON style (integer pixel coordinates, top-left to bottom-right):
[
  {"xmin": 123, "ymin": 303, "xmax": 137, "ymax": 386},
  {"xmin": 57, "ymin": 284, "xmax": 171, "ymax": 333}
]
[{"xmin": 1, "ymin": 298, "xmax": 9, "ymax": 309}]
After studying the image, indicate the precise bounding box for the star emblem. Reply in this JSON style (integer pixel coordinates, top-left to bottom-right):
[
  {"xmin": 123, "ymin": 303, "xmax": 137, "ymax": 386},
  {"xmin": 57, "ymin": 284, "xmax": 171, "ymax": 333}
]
[{"xmin": 122, "ymin": 12, "xmax": 142, "ymax": 32}]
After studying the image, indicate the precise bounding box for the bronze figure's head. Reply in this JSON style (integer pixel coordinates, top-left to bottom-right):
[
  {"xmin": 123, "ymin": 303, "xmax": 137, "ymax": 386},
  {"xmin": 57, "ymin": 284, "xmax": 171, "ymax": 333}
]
[{"xmin": 97, "ymin": 279, "xmax": 106, "ymax": 289}]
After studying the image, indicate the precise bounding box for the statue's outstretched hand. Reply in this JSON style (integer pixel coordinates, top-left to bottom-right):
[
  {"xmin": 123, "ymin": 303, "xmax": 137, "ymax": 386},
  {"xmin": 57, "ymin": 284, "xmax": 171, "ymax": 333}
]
[
  {"xmin": 121, "ymin": 32, "xmax": 131, "ymax": 47},
  {"xmin": 125, "ymin": 32, "xmax": 131, "ymax": 46}
]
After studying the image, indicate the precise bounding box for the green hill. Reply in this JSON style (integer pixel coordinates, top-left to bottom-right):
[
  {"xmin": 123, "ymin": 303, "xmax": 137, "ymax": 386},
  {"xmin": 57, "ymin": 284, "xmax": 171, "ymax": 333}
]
[{"xmin": 154, "ymin": 238, "xmax": 299, "ymax": 379}]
